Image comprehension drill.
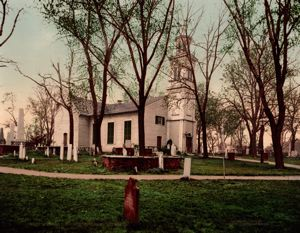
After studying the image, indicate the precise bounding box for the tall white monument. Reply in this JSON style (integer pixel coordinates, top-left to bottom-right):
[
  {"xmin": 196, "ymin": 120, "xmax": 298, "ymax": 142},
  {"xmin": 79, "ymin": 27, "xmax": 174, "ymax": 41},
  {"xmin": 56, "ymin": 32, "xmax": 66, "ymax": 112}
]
[{"xmin": 16, "ymin": 108, "xmax": 25, "ymax": 142}]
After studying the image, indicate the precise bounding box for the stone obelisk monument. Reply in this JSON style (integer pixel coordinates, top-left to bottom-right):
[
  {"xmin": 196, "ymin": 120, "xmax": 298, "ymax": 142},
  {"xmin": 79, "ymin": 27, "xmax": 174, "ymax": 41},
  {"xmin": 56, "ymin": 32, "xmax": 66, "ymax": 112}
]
[{"xmin": 16, "ymin": 108, "xmax": 25, "ymax": 142}]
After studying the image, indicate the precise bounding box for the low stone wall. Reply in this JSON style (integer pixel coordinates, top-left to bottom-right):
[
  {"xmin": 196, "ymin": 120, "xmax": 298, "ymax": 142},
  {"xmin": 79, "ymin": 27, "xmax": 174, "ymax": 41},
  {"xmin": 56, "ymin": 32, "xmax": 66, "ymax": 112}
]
[
  {"xmin": 102, "ymin": 155, "xmax": 182, "ymax": 171},
  {"xmin": 0, "ymin": 145, "xmax": 19, "ymax": 155},
  {"xmin": 112, "ymin": 148, "xmax": 153, "ymax": 156}
]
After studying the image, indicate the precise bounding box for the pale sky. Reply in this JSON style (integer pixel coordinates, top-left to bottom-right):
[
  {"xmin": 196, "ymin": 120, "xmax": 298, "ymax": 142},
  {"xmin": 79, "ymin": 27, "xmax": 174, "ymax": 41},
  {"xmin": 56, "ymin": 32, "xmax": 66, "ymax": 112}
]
[{"xmin": 0, "ymin": 0, "xmax": 224, "ymax": 129}]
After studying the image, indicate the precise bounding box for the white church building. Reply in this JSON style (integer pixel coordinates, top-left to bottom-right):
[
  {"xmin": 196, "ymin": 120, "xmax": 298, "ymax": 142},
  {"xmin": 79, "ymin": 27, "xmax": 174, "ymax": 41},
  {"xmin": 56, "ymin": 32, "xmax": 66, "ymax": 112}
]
[{"xmin": 53, "ymin": 30, "xmax": 197, "ymax": 153}]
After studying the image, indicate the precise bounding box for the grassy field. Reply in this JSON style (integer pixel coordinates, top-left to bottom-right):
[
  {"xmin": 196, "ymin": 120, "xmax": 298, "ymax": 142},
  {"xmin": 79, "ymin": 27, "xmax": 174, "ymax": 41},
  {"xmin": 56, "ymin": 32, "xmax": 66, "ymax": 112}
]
[
  {"xmin": 1, "ymin": 151, "xmax": 300, "ymax": 176},
  {"xmin": 0, "ymin": 151, "xmax": 112, "ymax": 174},
  {"xmin": 0, "ymin": 174, "xmax": 300, "ymax": 233}
]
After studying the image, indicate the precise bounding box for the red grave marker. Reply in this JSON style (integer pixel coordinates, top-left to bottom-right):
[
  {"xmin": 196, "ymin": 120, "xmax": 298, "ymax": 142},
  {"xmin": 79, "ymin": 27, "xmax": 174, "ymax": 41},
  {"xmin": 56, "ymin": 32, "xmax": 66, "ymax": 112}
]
[{"xmin": 123, "ymin": 177, "xmax": 139, "ymax": 225}]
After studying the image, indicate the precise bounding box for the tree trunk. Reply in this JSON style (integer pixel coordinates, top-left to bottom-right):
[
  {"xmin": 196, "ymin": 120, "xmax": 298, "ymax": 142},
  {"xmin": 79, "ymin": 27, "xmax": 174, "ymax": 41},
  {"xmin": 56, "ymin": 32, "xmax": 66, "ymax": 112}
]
[
  {"xmin": 97, "ymin": 57, "xmax": 110, "ymax": 155},
  {"xmin": 197, "ymin": 124, "xmax": 201, "ymax": 154},
  {"xmin": 258, "ymin": 125, "xmax": 264, "ymax": 153},
  {"xmin": 94, "ymin": 118, "xmax": 101, "ymax": 154},
  {"xmin": 200, "ymin": 111, "xmax": 208, "ymax": 158},
  {"xmin": 249, "ymin": 132, "xmax": 257, "ymax": 157},
  {"xmin": 83, "ymin": 44, "xmax": 101, "ymax": 154},
  {"xmin": 271, "ymin": 127, "xmax": 284, "ymax": 169},
  {"xmin": 68, "ymin": 109, "xmax": 74, "ymax": 145},
  {"xmin": 98, "ymin": 121, "xmax": 102, "ymax": 154},
  {"xmin": 138, "ymin": 106, "xmax": 145, "ymax": 156},
  {"xmin": 258, "ymin": 125, "xmax": 264, "ymax": 163},
  {"xmin": 291, "ymin": 130, "xmax": 296, "ymax": 151}
]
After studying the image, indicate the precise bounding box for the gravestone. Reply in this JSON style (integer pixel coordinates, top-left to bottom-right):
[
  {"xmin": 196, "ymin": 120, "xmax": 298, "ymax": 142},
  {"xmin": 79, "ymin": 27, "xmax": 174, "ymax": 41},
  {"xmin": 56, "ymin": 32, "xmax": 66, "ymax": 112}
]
[
  {"xmin": 134, "ymin": 147, "xmax": 139, "ymax": 156},
  {"xmin": 45, "ymin": 147, "xmax": 50, "ymax": 157},
  {"xmin": 31, "ymin": 158, "xmax": 35, "ymax": 164},
  {"xmin": 93, "ymin": 158, "xmax": 98, "ymax": 166},
  {"xmin": 225, "ymin": 150, "xmax": 228, "ymax": 159},
  {"xmin": 158, "ymin": 153, "xmax": 164, "ymax": 169},
  {"xmin": 73, "ymin": 145, "xmax": 78, "ymax": 162},
  {"xmin": 19, "ymin": 143, "xmax": 24, "ymax": 160},
  {"xmin": 123, "ymin": 147, "xmax": 127, "ymax": 156},
  {"xmin": 0, "ymin": 128, "xmax": 5, "ymax": 144},
  {"xmin": 23, "ymin": 147, "xmax": 26, "ymax": 160},
  {"xmin": 60, "ymin": 144, "xmax": 64, "ymax": 160},
  {"xmin": 124, "ymin": 178, "xmax": 139, "ymax": 225},
  {"xmin": 171, "ymin": 144, "xmax": 177, "ymax": 156},
  {"xmin": 67, "ymin": 144, "xmax": 72, "ymax": 161},
  {"xmin": 16, "ymin": 108, "xmax": 25, "ymax": 141},
  {"xmin": 183, "ymin": 158, "xmax": 191, "ymax": 178}
]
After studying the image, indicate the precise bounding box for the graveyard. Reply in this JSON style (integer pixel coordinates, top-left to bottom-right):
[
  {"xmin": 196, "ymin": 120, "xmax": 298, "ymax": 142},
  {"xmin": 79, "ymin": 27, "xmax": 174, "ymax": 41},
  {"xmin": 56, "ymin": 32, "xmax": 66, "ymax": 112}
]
[
  {"xmin": 1, "ymin": 151, "xmax": 300, "ymax": 176},
  {"xmin": 1, "ymin": 134, "xmax": 300, "ymax": 233},
  {"xmin": 1, "ymin": 0, "xmax": 300, "ymax": 232}
]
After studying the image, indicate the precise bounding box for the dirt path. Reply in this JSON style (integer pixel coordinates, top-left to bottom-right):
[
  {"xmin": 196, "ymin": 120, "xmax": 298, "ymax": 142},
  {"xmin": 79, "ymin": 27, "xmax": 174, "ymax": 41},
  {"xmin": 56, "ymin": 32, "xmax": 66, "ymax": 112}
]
[{"xmin": 1, "ymin": 166, "xmax": 300, "ymax": 181}]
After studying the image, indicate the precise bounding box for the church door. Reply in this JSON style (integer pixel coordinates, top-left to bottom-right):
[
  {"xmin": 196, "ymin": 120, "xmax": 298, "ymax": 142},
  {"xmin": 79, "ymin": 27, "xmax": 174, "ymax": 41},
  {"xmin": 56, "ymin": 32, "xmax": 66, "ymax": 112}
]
[
  {"xmin": 63, "ymin": 133, "xmax": 68, "ymax": 147},
  {"xmin": 186, "ymin": 136, "xmax": 192, "ymax": 153},
  {"xmin": 157, "ymin": 136, "xmax": 162, "ymax": 150}
]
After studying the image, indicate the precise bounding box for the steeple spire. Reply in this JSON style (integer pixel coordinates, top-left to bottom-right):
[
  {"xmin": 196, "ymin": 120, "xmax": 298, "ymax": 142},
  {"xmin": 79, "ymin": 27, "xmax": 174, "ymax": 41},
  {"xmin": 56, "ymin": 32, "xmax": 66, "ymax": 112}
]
[
  {"xmin": 176, "ymin": 21, "xmax": 191, "ymax": 55},
  {"xmin": 180, "ymin": 20, "xmax": 188, "ymax": 35}
]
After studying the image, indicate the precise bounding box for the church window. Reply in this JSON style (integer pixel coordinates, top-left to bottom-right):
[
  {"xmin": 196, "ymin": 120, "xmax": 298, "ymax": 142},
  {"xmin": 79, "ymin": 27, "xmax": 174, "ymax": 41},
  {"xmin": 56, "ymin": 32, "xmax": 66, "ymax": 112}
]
[
  {"xmin": 155, "ymin": 116, "xmax": 165, "ymax": 125},
  {"xmin": 124, "ymin": 121, "xmax": 131, "ymax": 141},
  {"xmin": 107, "ymin": 122, "xmax": 114, "ymax": 144}
]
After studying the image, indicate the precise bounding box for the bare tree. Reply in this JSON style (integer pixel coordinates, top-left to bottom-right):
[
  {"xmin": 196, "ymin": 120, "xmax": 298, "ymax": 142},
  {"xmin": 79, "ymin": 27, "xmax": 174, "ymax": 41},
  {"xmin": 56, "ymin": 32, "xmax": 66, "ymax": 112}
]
[
  {"xmin": 224, "ymin": 0, "xmax": 300, "ymax": 168},
  {"xmin": 223, "ymin": 51, "xmax": 266, "ymax": 156},
  {"xmin": 28, "ymin": 86, "xmax": 59, "ymax": 146},
  {"xmin": 40, "ymin": 0, "xmax": 135, "ymax": 154},
  {"xmin": 18, "ymin": 50, "xmax": 78, "ymax": 145},
  {"xmin": 107, "ymin": 0, "xmax": 175, "ymax": 155}
]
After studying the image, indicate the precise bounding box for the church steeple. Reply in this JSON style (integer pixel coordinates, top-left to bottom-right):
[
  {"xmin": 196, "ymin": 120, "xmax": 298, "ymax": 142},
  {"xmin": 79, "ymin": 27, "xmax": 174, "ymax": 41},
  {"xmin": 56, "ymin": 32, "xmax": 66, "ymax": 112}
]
[
  {"xmin": 166, "ymin": 23, "xmax": 196, "ymax": 154},
  {"xmin": 169, "ymin": 23, "xmax": 195, "ymax": 84}
]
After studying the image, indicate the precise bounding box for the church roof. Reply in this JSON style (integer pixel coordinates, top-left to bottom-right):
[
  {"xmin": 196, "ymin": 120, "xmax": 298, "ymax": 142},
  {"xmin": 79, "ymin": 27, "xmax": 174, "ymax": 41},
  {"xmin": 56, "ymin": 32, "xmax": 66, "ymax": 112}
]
[{"xmin": 73, "ymin": 96, "xmax": 165, "ymax": 116}]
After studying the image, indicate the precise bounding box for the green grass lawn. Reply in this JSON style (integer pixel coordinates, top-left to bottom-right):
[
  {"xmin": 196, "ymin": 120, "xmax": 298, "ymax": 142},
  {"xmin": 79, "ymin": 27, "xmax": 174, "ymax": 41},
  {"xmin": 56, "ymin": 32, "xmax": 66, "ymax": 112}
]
[
  {"xmin": 1, "ymin": 151, "xmax": 300, "ymax": 176},
  {"xmin": 190, "ymin": 156, "xmax": 300, "ymax": 176},
  {"xmin": 0, "ymin": 174, "xmax": 299, "ymax": 233}
]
